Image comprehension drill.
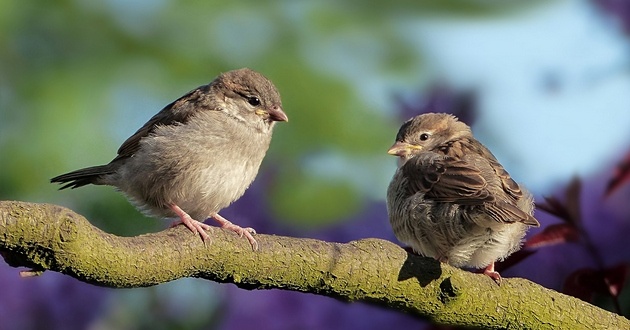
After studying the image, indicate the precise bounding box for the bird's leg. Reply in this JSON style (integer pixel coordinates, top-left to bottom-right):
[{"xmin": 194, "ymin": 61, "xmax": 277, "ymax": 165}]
[
  {"xmin": 211, "ymin": 213, "xmax": 258, "ymax": 251},
  {"xmin": 483, "ymin": 262, "xmax": 502, "ymax": 285},
  {"xmin": 169, "ymin": 204, "xmax": 212, "ymax": 242}
]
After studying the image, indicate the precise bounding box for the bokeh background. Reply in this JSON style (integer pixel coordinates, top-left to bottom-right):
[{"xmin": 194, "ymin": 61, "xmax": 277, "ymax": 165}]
[{"xmin": 2, "ymin": 0, "xmax": 630, "ymax": 329}]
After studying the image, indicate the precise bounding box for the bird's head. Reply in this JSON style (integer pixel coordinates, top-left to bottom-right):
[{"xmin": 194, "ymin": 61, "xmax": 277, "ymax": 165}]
[
  {"xmin": 387, "ymin": 112, "xmax": 472, "ymax": 163},
  {"xmin": 215, "ymin": 68, "xmax": 288, "ymax": 131}
]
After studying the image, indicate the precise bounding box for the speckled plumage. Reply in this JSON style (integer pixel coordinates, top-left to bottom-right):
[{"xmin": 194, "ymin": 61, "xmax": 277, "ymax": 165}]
[
  {"xmin": 386, "ymin": 113, "xmax": 539, "ymax": 282},
  {"xmin": 51, "ymin": 68, "xmax": 288, "ymax": 250}
]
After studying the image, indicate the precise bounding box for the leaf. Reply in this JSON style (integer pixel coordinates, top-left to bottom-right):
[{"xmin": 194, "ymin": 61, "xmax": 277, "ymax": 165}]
[
  {"xmin": 537, "ymin": 196, "xmax": 573, "ymax": 223},
  {"xmin": 537, "ymin": 177, "xmax": 582, "ymax": 225},
  {"xmin": 425, "ymin": 325, "xmax": 458, "ymax": 330},
  {"xmin": 603, "ymin": 263, "xmax": 629, "ymax": 297},
  {"xmin": 563, "ymin": 264, "xmax": 629, "ymax": 303},
  {"xmin": 524, "ymin": 223, "xmax": 580, "ymax": 249},
  {"xmin": 564, "ymin": 268, "xmax": 601, "ymax": 302},
  {"xmin": 564, "ymin": 177, "xmax": 582, "ymax": 225},
  {"xmin": 605, "ymin": 152, "xmax": 630, "ymax": 198}
]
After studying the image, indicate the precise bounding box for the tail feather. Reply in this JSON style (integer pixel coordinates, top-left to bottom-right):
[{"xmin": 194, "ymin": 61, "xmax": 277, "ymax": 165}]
[{"xmin": 50, "ymin": 165, "xmax": 113, "ymax": 189}]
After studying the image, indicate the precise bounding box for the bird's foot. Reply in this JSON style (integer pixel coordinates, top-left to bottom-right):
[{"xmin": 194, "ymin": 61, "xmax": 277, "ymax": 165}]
[
  {"xmin": 169, "ymin": 204, "xmax": 212, "ymax": 243},
  {"xmin": 212, "ymin": 213, "xmax": 258, "ymax": 251},
  {"xmin": 483, "ymin": 262, "xmax": 502, "ymax": 285}
]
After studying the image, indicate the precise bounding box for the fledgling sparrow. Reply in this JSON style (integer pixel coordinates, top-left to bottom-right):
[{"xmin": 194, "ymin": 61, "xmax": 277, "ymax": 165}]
[
  {"xmin": 386, "ymin": 113, "xmax": 539, "ymax": 283},
  {"xmin": 51, "ymin": 68, "xmax": 288, "ymax": 250}
]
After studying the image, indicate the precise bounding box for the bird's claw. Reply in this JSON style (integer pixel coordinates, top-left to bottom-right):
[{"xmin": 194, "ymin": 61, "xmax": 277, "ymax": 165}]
[
  {"xmin": 170, "ymin": 204, "xmax": 213, "ymax": 244},
  {"xmin": 483, "ymin": 263, "xmax": 502, "ymax": 285},
  {"xmin": 212, "ymin": 213, "xmax": 259, "ymax": 251}
]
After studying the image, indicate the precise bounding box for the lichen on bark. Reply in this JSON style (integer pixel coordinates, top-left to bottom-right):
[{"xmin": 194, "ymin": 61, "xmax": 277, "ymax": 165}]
[{"xmin": 0, "ymin": 200, "xmax": 628, "ymax": 329}]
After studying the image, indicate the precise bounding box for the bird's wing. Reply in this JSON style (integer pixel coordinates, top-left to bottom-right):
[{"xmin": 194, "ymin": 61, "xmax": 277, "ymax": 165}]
[
  {"xmin": 472, "ymin": 144, "xmax": 539, "ymax": 225},
  {"xmin": 403, "ymin": 154, "xmax": 538, "ymax": 226},
  {"xmin": 486, "ymin": 201, "xmax": 540, "ymax": 226},
  {"xmin": 403, "ymin": 154, "xmax": 492, "ymax": 205},
  {"xmin": 474, "ymin": 142, "xmax": 524, "ymax": 200},
  {"xmin": 489, "ymin": 158, "xmax": 524, "ymax": 200},
  {"xmin": 113, "ymin": 86, "xmax": 214, "ymax": 161}
]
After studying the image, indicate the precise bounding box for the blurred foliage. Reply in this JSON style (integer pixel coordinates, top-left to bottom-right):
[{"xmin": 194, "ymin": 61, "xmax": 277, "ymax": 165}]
[
  {"xmin": 0, "ymin": 1, "xmax": 569, "ymax": 329},
  {"xmin": 0, "ymin": 0, "xmax": 547, "ymax": 233}
]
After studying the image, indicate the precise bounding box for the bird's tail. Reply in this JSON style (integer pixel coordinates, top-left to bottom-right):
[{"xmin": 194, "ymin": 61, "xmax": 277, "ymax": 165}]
[{"xmin": 50, "ymin": 165, "xmax": 113, "ymax": 190}]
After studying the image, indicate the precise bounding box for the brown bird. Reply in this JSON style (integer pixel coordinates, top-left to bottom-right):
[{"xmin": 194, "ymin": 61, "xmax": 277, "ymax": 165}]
[
  {"xmin": 386, "ymin": 113, "xmax": 539, "ymax": 283},
  {"xmin": 51, "ymin": 68, "xmax": 288, "ymax": 250}
]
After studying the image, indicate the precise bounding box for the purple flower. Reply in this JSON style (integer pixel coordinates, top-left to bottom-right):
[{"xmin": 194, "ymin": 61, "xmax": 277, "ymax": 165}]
[
  {"xmin": 394, "ymin": 85, "xmax": 477, "ymax": 126},
  {"xmin": 0, "ymin": 266, "xmax": 108, "ymax": 330},
  {"xmin": 594, "ymin": 0, "xmax": 630, "ymax": 34}
]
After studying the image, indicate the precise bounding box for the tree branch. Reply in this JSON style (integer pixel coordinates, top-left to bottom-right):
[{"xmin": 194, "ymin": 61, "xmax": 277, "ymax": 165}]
[{"xmin": 0, "ymin": 200, "xmax": 627, "ymax": 329}]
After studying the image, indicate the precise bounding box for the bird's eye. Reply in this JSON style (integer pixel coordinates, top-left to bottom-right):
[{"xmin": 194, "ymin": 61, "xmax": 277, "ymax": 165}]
[
  {"xmin": 419, "ymin": 133, "xmax": 430, "ymax": 141},
  {"xmin": 247, "ymin": 96, "xmax": 261, "ymax": 106}
]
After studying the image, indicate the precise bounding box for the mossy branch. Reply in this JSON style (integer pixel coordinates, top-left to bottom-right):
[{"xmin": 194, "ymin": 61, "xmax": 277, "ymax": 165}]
[{"xmin": 0, "ymin": 200, "xmax": 627, "ymax": 329}]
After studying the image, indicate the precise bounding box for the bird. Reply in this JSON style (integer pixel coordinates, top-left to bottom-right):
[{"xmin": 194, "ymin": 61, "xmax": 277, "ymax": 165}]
[
  {"xmin": 386, "ymin": 113, "xmax": 539, "ymax": 283},
  {"xmin": 51, "ymin": 68, "xmax": 288, "ymax": 251}
]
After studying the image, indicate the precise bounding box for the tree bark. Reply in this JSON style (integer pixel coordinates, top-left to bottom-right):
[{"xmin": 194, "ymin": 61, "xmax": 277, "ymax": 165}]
[{"xmin": 0, "ymin": 200, "xmax": 627, "ymax": 329}]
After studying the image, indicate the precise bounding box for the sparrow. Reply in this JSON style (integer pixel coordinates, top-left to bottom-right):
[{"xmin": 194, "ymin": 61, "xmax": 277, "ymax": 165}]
[
  {"xmin": 51, "ymin": 68, "xmax": 288, "ymax": 251},
  {"xmin": 386, "ymin": 113, "xmax": 539, "ymax": 283}
]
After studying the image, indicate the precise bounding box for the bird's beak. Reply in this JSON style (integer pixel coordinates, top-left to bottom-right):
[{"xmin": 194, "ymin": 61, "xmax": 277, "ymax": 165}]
[
  {"xmin": 387, "ymin": 141, "xmax": 421, "ymax": 157},
  {"xmin": 257, "ymin": 106, "xmax": 288, "ymax": 122}
]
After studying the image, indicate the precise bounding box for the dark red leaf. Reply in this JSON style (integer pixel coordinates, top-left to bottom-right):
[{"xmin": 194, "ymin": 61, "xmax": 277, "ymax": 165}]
[
  {"xmin": 563, "ymin": 264, "xmax": 630, "ymax": 303},
  {"xmin": 494, "ymin": 249, "xmax": 537, "ymax": 273},
  {"xmin": 425, "ymin": 326, "xmax": 459, "ymax": 330},
  {"xmin": 563, "ymin": 268, "xmax": 603, "ymax": 302},
  {"xmin": 603, "ymin": 263, "xmax": 629, "ymax": 297},
  {"xmin": 538, "ymin": 177, "xmax": 582, "ymax": 225},
  {"xmin": 524, "ymin": 223, "xmax": 580, "ymax": 249},
  {"xmin": 538, "ymin": 197, "xmax": 573, "ymax": 224},
  {"xmin": 605, "ymin": 152, "xmax": 630, "ymax": 197},
  {"xmin": 565, "ymin": 177, "xmax": 582, "ymax": 225}
]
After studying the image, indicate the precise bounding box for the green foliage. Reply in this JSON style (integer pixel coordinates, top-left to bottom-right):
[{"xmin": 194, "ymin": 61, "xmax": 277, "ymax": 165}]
[
  {"xmin": 0, "ymin": 1, "xmax": 547, "ymax": 232},
  {"xmin": 271, "ymin": 168, "xmax": 361, "ymax": 226},
  {"xmin": 0, "ymin": 1, "xmax": 555, "ymax": 328}
]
